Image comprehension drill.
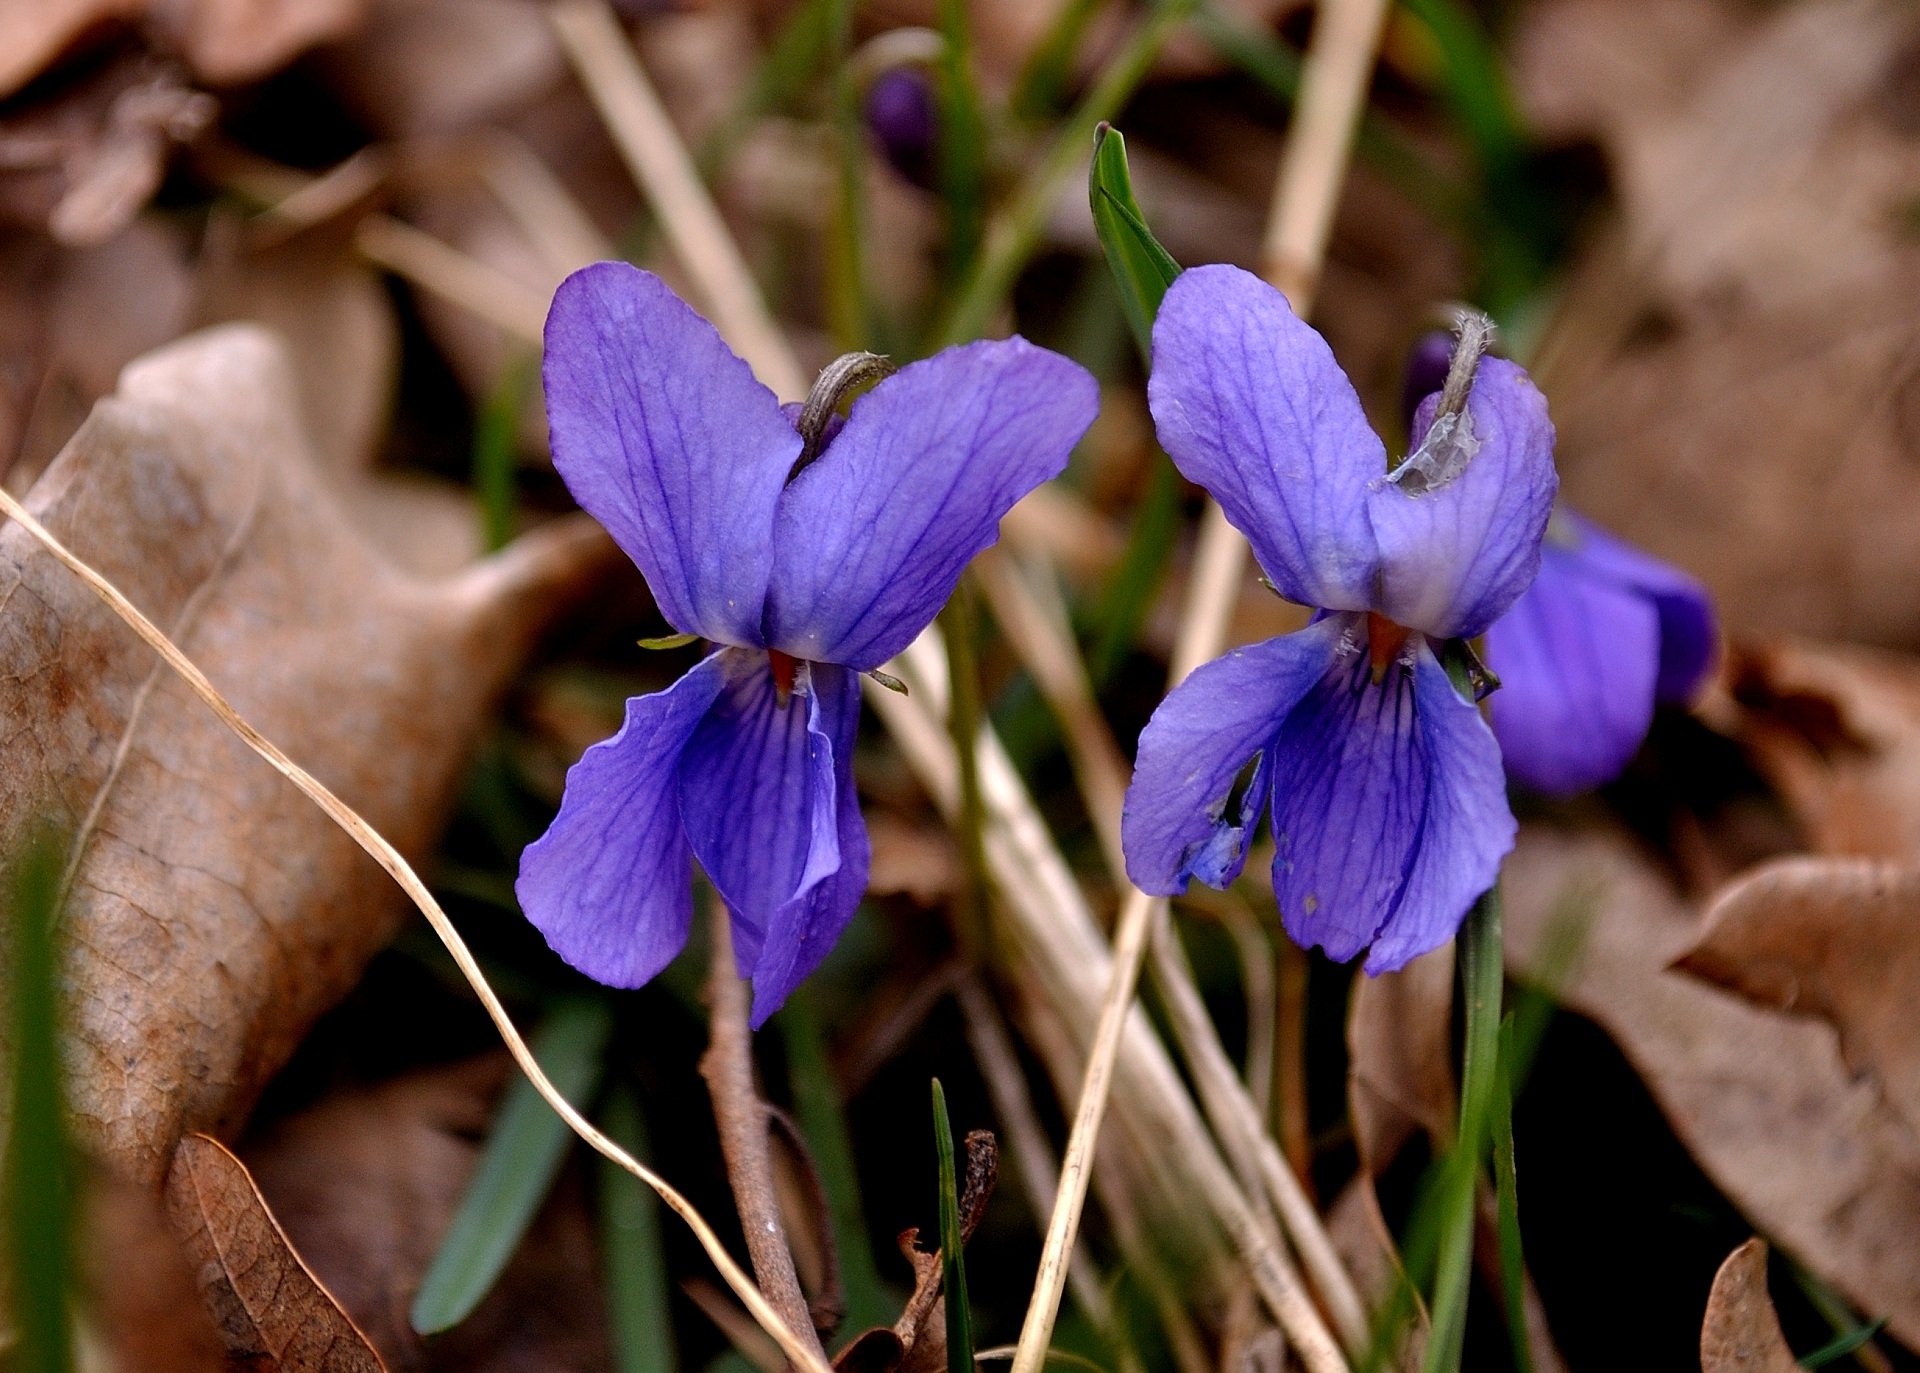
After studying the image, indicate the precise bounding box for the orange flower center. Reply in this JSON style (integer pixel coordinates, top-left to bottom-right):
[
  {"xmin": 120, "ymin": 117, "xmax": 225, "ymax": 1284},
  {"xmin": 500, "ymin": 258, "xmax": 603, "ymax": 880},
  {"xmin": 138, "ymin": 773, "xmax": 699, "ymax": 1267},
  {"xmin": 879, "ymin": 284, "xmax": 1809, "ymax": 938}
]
[
  {"xmin": 1366, "ymin": 613, "xmax": 1411, "ymax": 680},
  {"xmin": 768, "ymin": 648, "xmax": 799, "ymax": 704}
]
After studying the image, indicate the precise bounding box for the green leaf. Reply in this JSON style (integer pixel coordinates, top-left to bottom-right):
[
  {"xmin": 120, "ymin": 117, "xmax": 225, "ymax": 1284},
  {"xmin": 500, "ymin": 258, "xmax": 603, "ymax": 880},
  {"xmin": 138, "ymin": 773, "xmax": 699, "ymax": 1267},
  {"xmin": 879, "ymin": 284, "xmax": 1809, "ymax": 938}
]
[
  {"xmin": 411, "ymin": 996, "xmax": 616, "ymax": 1334},
  {"xmin": 637, "ymin": 632, "xmax": 703, "ymax": 651},
  {"xmin": 932, "ymin": 1080, "xmax": 973, "ymax": 1373},
  {"xmin": 7, "ymin": 829, "xmax": 75, "ymax": 1373},
  {"xmin": 1491, "ymin": 1017, "xmax": 1531, "ymax": 1373},
  {"xmin": 695, "ymin": 0, "xmax": 842, "ymax": 180},
  {"xmin": 473, "ymin": 355, "xmax": 532, "ymax": 553},
  {"xmin": 1799, "ymin": 1318, "xmax": 1889, "ymax": 1369},
  {"xmin": 936, "ymin": 0, "xmax": 988, "ymax": 290},
  {"xmin": 1088, "ymin": 123, "xmax": 1180, "ymax": 361},
  {"xmin": 600, "ymin": 1087, "xmax": 678, "ymax": 1373},
  {"xmin": 1010, "ymin": 0, "xmax": 1108, "ymax": 120}
]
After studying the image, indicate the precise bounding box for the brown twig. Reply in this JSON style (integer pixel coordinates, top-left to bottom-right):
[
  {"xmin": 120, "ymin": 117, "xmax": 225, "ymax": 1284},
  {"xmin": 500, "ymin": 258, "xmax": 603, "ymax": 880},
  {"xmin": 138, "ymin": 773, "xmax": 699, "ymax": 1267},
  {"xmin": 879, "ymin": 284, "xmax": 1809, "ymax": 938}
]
[{"xmin": 701, "ymin": 909, "xmax": 830, "ymax": 1367}]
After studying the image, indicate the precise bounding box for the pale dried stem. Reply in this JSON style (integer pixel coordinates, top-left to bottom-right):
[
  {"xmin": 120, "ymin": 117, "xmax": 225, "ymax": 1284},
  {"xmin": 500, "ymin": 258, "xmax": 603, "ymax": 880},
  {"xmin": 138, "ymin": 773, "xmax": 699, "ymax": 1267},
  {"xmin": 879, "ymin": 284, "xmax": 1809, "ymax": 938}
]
[
  {"xmin": 353, "ymin": 215, "xmax": 551, "ymax": 344},
  {"xmin": 701, "ymin": 911, "xmax": 829, "ymax": 1366},
  {"xmin": 1016, "ymin": 0, "xmax": 1396, "ymax": 1364},
  {"xmin": 0, "ymin": 485, "xmax": 834, "ymax": 1373},
  {"xmin": 546, "ymin": 0, "xmax": 808, "ymax": 400}
]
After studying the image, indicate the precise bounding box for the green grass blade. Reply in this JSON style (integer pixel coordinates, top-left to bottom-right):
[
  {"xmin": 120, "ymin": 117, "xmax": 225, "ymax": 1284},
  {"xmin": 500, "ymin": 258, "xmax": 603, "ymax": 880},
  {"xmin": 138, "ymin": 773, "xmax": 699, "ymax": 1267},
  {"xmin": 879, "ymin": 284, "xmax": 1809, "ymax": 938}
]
[
  {"xmin": 1799, "ymin": 1317, "xmax": 1889, "ymax": 1369},
  {"xmin": 1491, "ymin": 1016, "xmax": 1531, "ymax": 1373},
  {"xmin": 826, "ymin": 0, "xmax": 881, "ymax": 352},
  {"xmin": 1396, "ymin": 0, "xmax": 1527, "ymax": 175},
  {"xmin": 782, "ymin": 989, "xmax": 893, "ymax": 1333},
  {"xmin": 473, "ymin": 356, "xmax": 531, "ymax": 553},
  {"xmin": 600, "ymin": 1086, "xmax": 678, "ymax": 1373},
  {"xmin": 411, "ymin": 996, "xmax": 616, "ymax": 1334},
  {"xmin": 6, "ymin": 831, "xmax": 75, "ymax": 1373},
  {"xmin": 931, "ymin": 1080, "xmax": 973, "ymax": 1373},
  {"xmin": 936, "ymin": 0, "xmax": 989, "ymax": 291},
  {"xmin": 1010, "ymin": 0, "xmax": 1108, "ymax": 120},
  {"xmin": 695, "ymin": 0, "xmax": 842, "ymax": 180},
  {"xmin": 1088, "ymin": 123, "xmax": 1181, "ymax": 359}
]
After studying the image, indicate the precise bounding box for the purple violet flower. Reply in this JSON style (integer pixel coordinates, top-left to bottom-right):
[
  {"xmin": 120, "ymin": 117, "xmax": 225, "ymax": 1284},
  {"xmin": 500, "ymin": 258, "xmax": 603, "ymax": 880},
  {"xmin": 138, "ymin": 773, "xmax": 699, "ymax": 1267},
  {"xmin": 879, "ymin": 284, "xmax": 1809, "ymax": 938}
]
[
  {"xmin": 1402, "ymin": 330, "xmax": 1719, "ymax": 796},
  {"xmin": 1121, "ymin": 266, "xmax": 1558, "ymax": 972},
  {"xmin": 520, "ymin": 262, "xmax": 1098, "ymax": 1023},
  {"xmin": 864, "ymin": 66, "xmax": 938, "ymax": 190}
]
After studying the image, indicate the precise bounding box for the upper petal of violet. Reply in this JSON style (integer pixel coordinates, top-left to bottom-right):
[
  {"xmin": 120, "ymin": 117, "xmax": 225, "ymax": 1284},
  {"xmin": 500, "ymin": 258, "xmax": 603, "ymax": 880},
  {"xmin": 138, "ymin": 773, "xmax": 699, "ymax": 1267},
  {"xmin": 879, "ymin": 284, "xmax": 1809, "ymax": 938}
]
[
  {"xmin": 763, "ymin": 336, "xmax": 1096, "ymax": 671},
  {"xmin": 1122, "ymin": 616, "xmax": 1348, "ymax": 896},
  {"xmin": 515, "ymin": 650, "xmax": 730, "ymax": 987},
  {"xmin": 1148, "ymin": 264, "xmax": 1385, "ymax": 614},
  {"xmin": 1557, "ymin": 512, "xmax": 1718, "ymax": 703},
  {"xmin": 544, "ymin": 262, "xmax": 800, "ymax": 646},
  {"xmin": 1368, "ymin": 357, "xmax": 1557, "ymax": 639}
]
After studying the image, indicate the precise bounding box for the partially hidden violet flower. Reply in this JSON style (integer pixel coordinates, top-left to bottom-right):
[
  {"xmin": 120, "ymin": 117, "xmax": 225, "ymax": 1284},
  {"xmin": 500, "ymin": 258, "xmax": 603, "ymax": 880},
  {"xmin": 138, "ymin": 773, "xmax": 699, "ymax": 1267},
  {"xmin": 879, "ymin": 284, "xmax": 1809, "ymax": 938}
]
[
  {"xmin": 864, "ymin": 66, "xmax": 937, "ymax": 189},
  {"xmin": 520, "ymin": 262, "xmax": 1098, "ymax": 1024},
  {"xmin": 1402, "ymin": 330, "xmax": 1719, "ymax": 796},
  {"xmin": 1121, "ymin": 266, "xmax": 1557, "ymax": 972}
]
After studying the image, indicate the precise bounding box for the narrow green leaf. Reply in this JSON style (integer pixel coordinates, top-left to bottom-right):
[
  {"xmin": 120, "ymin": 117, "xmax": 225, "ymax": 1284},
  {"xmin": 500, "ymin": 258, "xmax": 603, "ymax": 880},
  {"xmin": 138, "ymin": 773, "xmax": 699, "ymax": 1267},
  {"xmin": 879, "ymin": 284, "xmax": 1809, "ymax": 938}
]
[
  {"xmin": 695, "ymin": 0, "xmax": 842, "ymax": 180},
  {"xmin": 473, "ymin": 356, "xmax": 532, "ymax": 553},
  {"xmin": 1088, "ymin": 123, "xmax": 1181, "ymax": 360},
  {"xmin": 936, "ymin": 0, "xmax": 988, "ymax": 290},
  {"xmin": 1396, "ymin": 0, "xmax": 1527, "ymax": 176},
  {"xmin": 637, "ymin": 632, "xmax": 703, "ymax": 651},
  {"xmin": 825, "ymin": 0, "xmax": 882, "ymax": 352},
  {"xmin": 1799, "ymin": 1318, "xmax": 1889, "ymax": 1369},
  {"xmin": 600, "ymin": 1087, "xmax": 678, "ymax": 1373},
  {"xmin": 931, "ymin": 1080, "xmax": 973, "ymax": 1373},
  {"xmin": 1491, "ymin": 1017, "xmax": 1531, "ymax": 1373},
  {"xmin": 1010, "ymin": 0, "xmax": 1108, "ymax": 120},
  {"xmin": 783, "ymin": 990, "xmax": 893, "ymax": 1333},
  {"xmin": 7, "ymin": 829, "xmax": 75, "ymax": 1373},
  {"xmin": 411, "ymin": 996, "xmax": 616, "ymax": 1334}
]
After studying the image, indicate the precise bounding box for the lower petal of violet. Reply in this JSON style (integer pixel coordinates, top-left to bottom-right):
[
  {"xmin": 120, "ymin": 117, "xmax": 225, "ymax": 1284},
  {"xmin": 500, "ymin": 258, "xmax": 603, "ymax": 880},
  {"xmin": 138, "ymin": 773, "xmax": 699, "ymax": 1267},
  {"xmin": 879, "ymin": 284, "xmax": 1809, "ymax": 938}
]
[
  {"xmin": 1121, "ymin": 616, "xmax": 1348, "ymax": 895},
  {"xmin": 744, "ymin": 663, "xmax": 869, "ymax": 1025},
  {"xmin": 678, "ymin": 650, "xmax": 863, "ymax": 1024},
  {"xmin": 1484, "ymin": 545, "xmax": 1661, "ymax": 796},
  {"xmin": 1266, "ymin": 634, "xmax": 1513, "ymax": 973},
  {"xmin": 516, "ymin": 651, "xmax": 730, "ymax": 987}
]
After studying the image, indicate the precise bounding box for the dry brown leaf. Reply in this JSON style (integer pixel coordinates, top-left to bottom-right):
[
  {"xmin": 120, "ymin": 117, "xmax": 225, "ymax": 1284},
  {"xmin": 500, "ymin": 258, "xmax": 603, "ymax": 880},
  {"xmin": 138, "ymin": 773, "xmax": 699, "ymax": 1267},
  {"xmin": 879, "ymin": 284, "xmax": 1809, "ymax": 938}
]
[
  {"xmin": 1503, "ymin": 824, "xmax": 1920, "ymax": 1345},
  {"xmin": 1348, "ymin": 944, "xmax": 1455, "ymax": 1172},
  {"xmin": 1518, "ymin": 0, "xmax": 1920, "ymax": 647},
  {"xmin": 1727, "ymin": 638, "xmax": 1920, "ymax": 861},
  {"xmin": 0, "ymin": 0, "xmax": 142, "ymax": 98},
  {"xmin": 242, "ymin": 1056, "xmax": 611, "ymax": 1373},
  {"xmin": 1681, "ymin": 857, "xmax": 1920, "ymax": 1142},
  {"xmin": 0, "ymin": 323, "xmax": 615, "ymax": 1183},
  {"xmin": 164, "ymin": 1132, "xmax": 389, "ymax": 1373},
  {"xmin": 151, "ymin": 0, "xmax": 370, "ymax": 87},
  {"xmin": 1700, "ymin": 1238, "xmax": 1798, "ymax": 1373}
]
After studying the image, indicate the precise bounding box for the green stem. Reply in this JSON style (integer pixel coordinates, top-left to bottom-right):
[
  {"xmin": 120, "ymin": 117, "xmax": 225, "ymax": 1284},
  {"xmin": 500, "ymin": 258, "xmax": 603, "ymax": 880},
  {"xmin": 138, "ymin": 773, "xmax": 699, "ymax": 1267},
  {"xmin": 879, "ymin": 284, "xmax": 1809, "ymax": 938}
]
[
  {"xmin": 930, "ymin": 0, "xmax": 1198, "ymax": 350},
  {"xmin": 1423, "ymin": 889, "xmax": 1505, "ymax": 1373},
  {"xmin": 941, "ymin": 579, "xmax": 992, "ymax": 963}
]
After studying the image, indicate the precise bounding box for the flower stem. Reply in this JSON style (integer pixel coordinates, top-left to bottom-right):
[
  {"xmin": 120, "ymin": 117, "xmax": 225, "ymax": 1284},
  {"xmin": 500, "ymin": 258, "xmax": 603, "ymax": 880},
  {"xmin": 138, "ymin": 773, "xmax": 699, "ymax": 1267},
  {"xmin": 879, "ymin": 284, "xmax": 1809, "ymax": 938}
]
[
  {"xmin": 941, "ymin": 578, "xmax": 992, "ymax": 964},
  {"xmin": 1422, "ymin": 888, "xmax": 1505, "ymax": 1373}
]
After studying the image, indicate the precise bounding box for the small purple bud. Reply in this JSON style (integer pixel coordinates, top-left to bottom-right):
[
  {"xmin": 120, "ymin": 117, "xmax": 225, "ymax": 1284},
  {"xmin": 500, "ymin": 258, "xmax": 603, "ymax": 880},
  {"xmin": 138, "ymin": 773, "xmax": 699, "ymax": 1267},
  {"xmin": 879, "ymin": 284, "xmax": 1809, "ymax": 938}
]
[{"xmin": 864, "ymin": 66, "xmax": 937, "ymax": 190}]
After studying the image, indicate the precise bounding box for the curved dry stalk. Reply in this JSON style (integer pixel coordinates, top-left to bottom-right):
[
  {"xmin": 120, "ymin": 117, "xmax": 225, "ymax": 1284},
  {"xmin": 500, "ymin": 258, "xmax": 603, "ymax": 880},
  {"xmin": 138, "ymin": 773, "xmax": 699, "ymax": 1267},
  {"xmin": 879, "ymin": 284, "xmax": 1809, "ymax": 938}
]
[{"xmin": 0, "ymin": 485, "xmax": 834, "ymax": 1373}]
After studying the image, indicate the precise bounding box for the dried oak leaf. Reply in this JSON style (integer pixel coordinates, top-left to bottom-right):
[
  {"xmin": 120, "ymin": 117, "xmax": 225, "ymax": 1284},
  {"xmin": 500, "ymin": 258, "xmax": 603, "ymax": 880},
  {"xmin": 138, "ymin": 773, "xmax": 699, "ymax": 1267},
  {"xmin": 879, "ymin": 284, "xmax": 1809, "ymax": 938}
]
[
  {"xmin": 1700, "ymin": 1238, "xmax": 1797, "ymax": 1373},
  {"xmin": 0, "ymin": 323, "xmax": 614, "ymax": 1184},
  {"xmin": 1503, "ymin": 824, "xmax": 1920, "ymax": 1346},
  {"xmin": 165, "ymin": 1132, "xmax": 388, "ymax": 1373},
  {"xmin": 1726, "ymin": 638, "xmax": 1920, "ymax": 861},
  {"xmin": 1515, "ymin": 0, "xmax": 1920, "ymax": 647},
  {"xmin": 1680, "ymin": 858, "xmax": 1920, "ymax": 1142}
]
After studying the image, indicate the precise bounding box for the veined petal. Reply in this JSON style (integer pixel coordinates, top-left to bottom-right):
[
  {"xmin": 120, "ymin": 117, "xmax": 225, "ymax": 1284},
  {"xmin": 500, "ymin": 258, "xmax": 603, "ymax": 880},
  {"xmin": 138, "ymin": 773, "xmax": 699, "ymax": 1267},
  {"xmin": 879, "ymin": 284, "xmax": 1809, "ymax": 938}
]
[
  {"xmin": 1557, "ymin": 512, "xmax": 1718, "ymax": 703},
  {"xmin": 1484, "ymin": 541, "xmax": 1661, "ymax": 795},
  {"xmin": 1122, "ymin": 617, "xmax": 1348, "ymax": 895},
  {"xmin": 1148, "ymin": 264, "xmax": 1384, "ymax": 613},
  {"xmin": 515, "ymin": 652, "xmax": 729, "ymax": 986},
  {"xmin": 744, "ymin": 663, "xmax": 868, "ymax": 1025},
  {"xmin": 678, "ymin": 652, "xmax": 855, "ymax": 1018},
  {"xmin": 1369, "ymin": 358, "xmax": 1558, "ymax": 639},
  {"xmin": 544, "ymin": 262, "xmax": 798, "ymax": 645},
  {"xmin": 1267, "ymin": 637, "xmax": 1513, "ymax": 973},
  {"xmin": 764, "ymin": 338, "xmax": 1096, "ymax": 670}
]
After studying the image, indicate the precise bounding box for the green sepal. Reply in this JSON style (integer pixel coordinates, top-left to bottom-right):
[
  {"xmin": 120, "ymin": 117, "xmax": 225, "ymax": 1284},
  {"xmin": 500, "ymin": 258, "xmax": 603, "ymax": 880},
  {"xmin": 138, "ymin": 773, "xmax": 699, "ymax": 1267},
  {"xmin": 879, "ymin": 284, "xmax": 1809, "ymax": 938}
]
[
  {"xmin": 1089, "ymin": 122, "xmax": 1182, "ymax": 360},
  {"xmin": 636, "ymin": 631, "xmax": 702, "ymax": 651}
]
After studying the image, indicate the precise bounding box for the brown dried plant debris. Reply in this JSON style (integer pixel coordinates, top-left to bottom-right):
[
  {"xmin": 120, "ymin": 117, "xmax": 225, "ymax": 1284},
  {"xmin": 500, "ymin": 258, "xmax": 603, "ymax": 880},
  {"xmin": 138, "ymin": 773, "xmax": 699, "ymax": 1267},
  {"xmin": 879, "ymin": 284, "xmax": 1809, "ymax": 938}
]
[
  {"xmin": 1517, "ymin": 0, "xmax": 1920, "ymax": 647},
  {"xmin": 242, "ymin": 1056, "xmax": 611, "ymax": 1373},
  {"xmin": 0, "ymin": 0, "xmax": 369, "ymax": 97},
  {"xmin": 1502, "ymin": 824, "xmax": 1920, "ymax": 1346},
  {"xmin": 1700, "ymin": 1239, "xmax": 1799, "ymax": 1373},
  {"xmin": 165, "ymin": 1132, "xmax": 390, "ymax": 1373},
  {"xmin": 1681, "ymin": 858, "xmax": 1920, "ymax": 1143},
  {"xmin": 0, "ymin": 324, "xmax": 616, "ymax": 1184},
  {"xmin": 1725, "ymin": 637, "xmax": 1920, "ymax": 861}
]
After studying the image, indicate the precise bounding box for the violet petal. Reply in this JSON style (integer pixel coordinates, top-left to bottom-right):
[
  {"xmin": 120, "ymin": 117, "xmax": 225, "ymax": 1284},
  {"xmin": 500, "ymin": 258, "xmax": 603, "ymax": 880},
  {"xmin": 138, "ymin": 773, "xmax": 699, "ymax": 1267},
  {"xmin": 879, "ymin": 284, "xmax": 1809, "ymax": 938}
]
[
  {"xmin": 764, "ymin": 337, "xmax": 1096, "ymax": 670},
  {"xmin": 544, "ymin": 262, "xmax": 798, "ymax": 645},
  {"xmin": 515, "ymin": 651, "xmax": 729, "ymax": 986},
  {"xmin": 1558, "ymin": 512, "xmax": 1718, "ymax": 702},
  {"xmin": 1122, "ymin": 617, "xmax": 1348, "ymax": 895},
  {"xmin": 1148, "ymin": 264, "xmax": 1385, "ymax": 614},
  {"xmin": 1369, "ymin": 357, "xmax": 1558, "ymax": 639}
]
